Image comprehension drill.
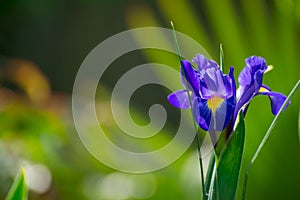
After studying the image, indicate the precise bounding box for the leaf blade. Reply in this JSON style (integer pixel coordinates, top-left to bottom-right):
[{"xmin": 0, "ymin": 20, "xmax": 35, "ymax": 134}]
[
  {"xmin": 5, "ymin": 167, "xmax": 27, "ymax": 200},
  {"xmin": 217, "ymin": 113, "xmax": 245, "ymax": 200}
]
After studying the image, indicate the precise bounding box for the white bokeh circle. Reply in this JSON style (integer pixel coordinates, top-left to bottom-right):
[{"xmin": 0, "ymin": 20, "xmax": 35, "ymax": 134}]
[{"xmin": 72, "ymin": 27, "xmax": 212, "ymax": 173}]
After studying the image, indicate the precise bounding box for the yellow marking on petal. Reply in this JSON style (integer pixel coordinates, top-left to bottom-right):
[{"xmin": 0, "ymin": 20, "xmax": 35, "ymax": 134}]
[
  {"xmin": 207, "ymin": 96, "xmax": 224, "ymax": 112},
  {"xmin": 265, "ymin": 65, "xmax": 273, "ymax": 74},
  {"xmin": 259, "ymin": 87, "xmax": 269, "ymax": 93}
]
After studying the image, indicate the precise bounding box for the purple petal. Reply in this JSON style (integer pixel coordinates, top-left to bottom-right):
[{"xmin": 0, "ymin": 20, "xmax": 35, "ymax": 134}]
[
  {"xmin": 180, "ymin": 60, "xmax": 200, "ymax": 96},
  {"xmin": 238, "ymin": 56, "xmax": 267, "ymax": 95},
  {"xmin": 167, "ymin": 90, "xmax": 192, "ymax": 109},
  {"xmin": 235, "ymin": 56, "xmax": 268, "ymax": 117},
  {"xmin": 235, "ymin": 84, "xmax": 256, "ymax": 115},
  {"xmin": 192, "ymin": 96, "xmax": 235, "ymax": 132},
  {"xmin": 258, "ymin": 85, "xmax": 290, "ymax": 115},
  {"xmin": 245, "ymin": 56, "xmax": 267, "ymax": 73},
  {"xmin": 192, "ymin": 98, "xmax": 211, "ymax": 131},
  {"xmin": 223, "ymin": 66, "xmax": 235, "ymax": 99},
  {"xmin": 192, "ymin": 54, "xmax": 206, "ymax": 68},
  {"xmin": 199, "ymin": 67, "xmax": 228, "ymax": 99},
  {"xmin": 192, "ymin": 54, "xmax": 234, "ymax": 100},
  {"xmin": 237, "ymin": 65, "xmax": 252, "ymax": 95},
  {"xmin": 199, "ymin": 68, "xmax": 219, "ymax": 97},
  {"xmin": 214, "ymin": 97, "xmax": 235, "ymax": 131},
  {"xmin": 192, "ymin": 54, "xmax": 219, "ymax": 71},
  {"xmin": 253, "ymin": 68, "xmax": 265, "ymax": 92}
]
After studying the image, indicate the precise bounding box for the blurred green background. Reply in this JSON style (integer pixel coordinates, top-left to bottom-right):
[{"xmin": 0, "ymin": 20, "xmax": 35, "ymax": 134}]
[{"xmin": 0, "ymin": 0, "xmax": 299, "ymax": 199}]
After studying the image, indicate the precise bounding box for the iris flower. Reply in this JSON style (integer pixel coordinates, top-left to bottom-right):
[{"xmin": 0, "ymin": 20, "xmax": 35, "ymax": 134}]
[
  {"xmin": 235, "ymin": 56, "xmax": 289, "ymax": 118},
  {"xmin": 168, "ymin": 54, "xmax": 235, "ymax": 143},
  {"xmin": 168, "ymin": 54, "xmax": 289, "ymax": 139}
]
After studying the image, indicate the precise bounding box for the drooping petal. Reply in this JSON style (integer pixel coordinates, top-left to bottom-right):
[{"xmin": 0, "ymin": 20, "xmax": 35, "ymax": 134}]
[
  {"xmin": 180, "ymin": 60, "xmax": 200, "ymax": 96},
  {"xmin": 192, "ymin": 95, "xmax": 235, "ymax": 132},
  {"xmin": 192, "ymin": 98, "xmax": 211, "ymax": 131},
  {"xmin": 214, "ymin": 97, "xmax": 235, "ymax": 131},
  {"xmin": 167, "ymin": 90, "xmax": 192, "ymax": 109},
  {"xmin": 258, "ymin": 85, "xmax": 290, "ymax": 115}
]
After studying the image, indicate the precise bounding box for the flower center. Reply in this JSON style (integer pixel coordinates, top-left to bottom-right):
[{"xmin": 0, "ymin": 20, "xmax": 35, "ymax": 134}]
[{"xmin": 207, "ymin": 96, "xmax": 224, "ymax": 112}]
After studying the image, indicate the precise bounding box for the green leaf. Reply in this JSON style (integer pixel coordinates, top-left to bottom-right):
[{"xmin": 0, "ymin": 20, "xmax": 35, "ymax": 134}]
[
  {"xmin": 298, "ymin": 108, "xmax": 300, "ymax": 144},
  {"xmin": 216, "ymin": 113, "xmax": 245, "ymax": 200},
  {"xmin": 203, "ymin": 154, "xmax": 215, "ymax": 200},
  {"xmin": 204, "ymin": 154, "xmax": 215, "ymax": 195},
  {"xmin": 6, "ymin": 167, "xmax": 27, "ymax": 200}
]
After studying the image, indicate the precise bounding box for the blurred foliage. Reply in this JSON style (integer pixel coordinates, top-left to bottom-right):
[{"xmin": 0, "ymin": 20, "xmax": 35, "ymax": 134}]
[{"xmin": 0, "ymin": 0, "xmax": 299, "ymax": 200}]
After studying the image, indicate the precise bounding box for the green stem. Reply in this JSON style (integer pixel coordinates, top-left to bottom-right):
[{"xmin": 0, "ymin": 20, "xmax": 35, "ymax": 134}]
[
  {"xmin": 204, "ymin": 154, "xmax": 215, "ymax": 200},
  {"xmin": 170, "ymin": 21, "xmax": 182, "ymax": 62},
  {"xmin": 170, "ymin": 21, "xmax": 206, "ymax": 199},
  {"xmin": 241, "ymin": 79, "xmax": 300, "ymax": 200},
  {"xmin": 219, "ymin": 44, "xmax": 224, "ymax": 71},
  {"xmin": 196, "ymin": 131, "xmax": 206, "ymax": 198},
  {"xmin": 208, "ymin": 162, "xmax": 217, "ymax": 200},
  {"xmin": 241, "ymin": 171, "xmax": 249, "ymax": 200}
]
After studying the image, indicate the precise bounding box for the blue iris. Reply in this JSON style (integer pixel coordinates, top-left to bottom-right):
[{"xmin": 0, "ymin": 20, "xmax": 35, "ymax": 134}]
[{"xmin": 168, "ymin": 54, "xmax": 289, "ymax": 136}]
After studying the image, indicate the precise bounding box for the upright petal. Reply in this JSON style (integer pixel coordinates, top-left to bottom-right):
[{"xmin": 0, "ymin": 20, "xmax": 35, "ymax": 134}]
[
  {"xmin": 199, "ymin": 67, "xmax": 222, "ymax": 98},
  {"xmin": 180, "ymin": 60, "xmax": 200, "ymax": 96},
  {"xmin": 237, "ymin": 65, "xmax": 252, "ymax": 98},
  {"xmin": 223, "ymin": 66, "xmax": 235, "ymax": 99},
  {"xmin": 192, "ymin": 54, "xmax": 207, "ymax": 68},
  {"xmin": 245, "ymin": 56, "xmax": 267, "ymax": 73},
  {"xmin": 199, "ymin": 65, "xmax": 235, "ymax": 100},
  {"xmin": 192, "ymin": 54, "xmax": 219, "ymax": 71},
  {"xmin": 235, "ymin": 56, "xmax": 268, "ymax": 116},
  {"xmin": 238, "ymin": 56, "xmax": 267, "ymax": 96}
]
